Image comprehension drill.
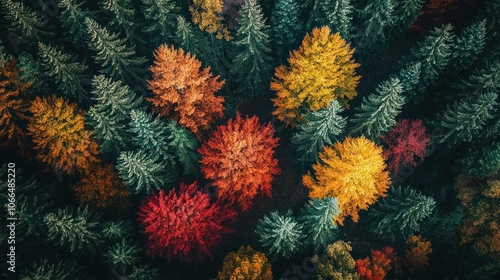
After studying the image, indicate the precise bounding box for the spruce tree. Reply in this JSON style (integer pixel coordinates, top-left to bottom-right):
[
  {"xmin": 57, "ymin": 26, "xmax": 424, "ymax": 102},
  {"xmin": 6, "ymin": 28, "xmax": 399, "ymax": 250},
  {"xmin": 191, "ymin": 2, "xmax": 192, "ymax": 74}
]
[
  {"xmin": 85, "ymin": 18, "xmax": 146, "ymax": 85},
  {"xmin": 460, "ymin": 142, "xmax": 500, "ymax": 177},
  {"xmin": 20, "ymin": 259, "xmax": 85, "ymax": 280},
  {"xmin": 434, "ymin": 91, "xmax": 498, "ymax": 146},
  {"xmin": 299, "ymin": 197, "xmax": 340, "ymax": 250},
  {"xmin": 166, "ymin": 120, "xmax": 200, "ymax": 177},
  {"xmin": 356, "ymin": 0, "xmax": 396, "ymax": 49},
  {"xmin": 350, "ymin": 78, "xmax": 405, "ymax": 140},
  {"xmin": 255, "ymin": 210, "xmax": 303, "ymax": 259},
  {"xmin": 43, "ymin": 206, "xmax": 102, "ymax": 252},
  {"xmin": 17, "ymin": 52, "xmax": 48, "ymax": 92},
  {"xmin": 392, "ymin": 62, "xmax": 422, "ymax": 96},
  {"xmin": 369, "ymin": 186, "xmax": 436, "ymax": 241},
  {"xmin": 394, "ymin": 0, "xmax": 424, "ymax": 32},
  {"xmin": 303, "ymin": 0, "xmax": 328, "ymax": 28},
  {"xmin": 102, "ymin": 220, "xmax": 134, "ymax": 241},
  {"xmin": 116, "ymin": 149, "xmax": 171, "ymax": 195},
  {"xmin": 105, "ymin": 239, "xmax": 141, "ymax": 267},
  {"xmin": 1, "ymin": 0, "xmax": 53, "ymax": 42},
  {"xmin": 291, "ymin": 100, "xmax": 346, "ymax": 162},
  {"xmin": 141, "ymin": 0, "xmax": 178, "ymax": 46},
  {"xmin": 451, "ymin": 20, "xmax": 486, "ymax": 71},
  {"xmin": 38, "ymin": 42, "xmax": 91, "ymax": 102},
  {"xmin": 99, "ymin": 0, "xmax": 143, "ymax": 46},
  {"xmin": 59, "ymin": 0, "xmax": 93, "ymax": 45},
  {"xmin": 0, "ymin": 40, "xmax": 9, "ymax": 65},
  {"xmin": 230, "ymin": 0, "xmax": 272, "ymax": 99},
  {"xmin": 324, "ymin": 0, "xmax": 353, "ymax": 41},
  {"xmin": 456, "ymin": 60, "xmax": 500, "ymax": 97},
  {"xmin": 271, "ymin": 0, "xmax": 304, "ymax": 63}
]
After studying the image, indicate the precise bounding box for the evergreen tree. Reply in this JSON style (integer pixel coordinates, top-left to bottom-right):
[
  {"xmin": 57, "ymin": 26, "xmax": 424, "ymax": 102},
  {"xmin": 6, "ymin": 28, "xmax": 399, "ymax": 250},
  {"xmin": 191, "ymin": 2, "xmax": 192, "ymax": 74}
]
[
  {"xmin": 141, "ymin": 0, "xmax": 178, "ymax": 46},
  {"xmin": 43, "ymin": 206, "xmax": 102, "ymax": 252},
  {"xmin": 1, "ymin": 0, "xmax": 53, "ymax": 42},
  {"xmin": 369, "ymin": 186, "xmax": 436, "ymax": 241},
  {"xmin": 0, "ymin": 40, "xmax": 9, "ymax": 65},
  {"xmin": 350, "ymin": 78, "xmax": 405, "ymax": 140},
  {"xmin": 116, "ymin": 149, "xmax": 171, "ymax": 195},
  {"xmin": 394, "ymin": 0, "xmax": 424, "ymax": 32},
  {"xmin": 255, "ymin": 210, "xmax": 303, "ymax": 259},
  {"xmin": 356, "ymin": 0, "xmax": 396, "ymax": 49},
  {"xmin": 127, "ymin": 264, "xmax": 160, "ymax": 280},
  {"xmin": 291, "ymin": 100, "xmax": 346, "ymax": 162},
  {"xmin": 456, "ymin": 60, "xmax": 500, "ymax": 97},
  {"xmin": 420, "ymin": 207, "xmax": 462, "ymax": 243},
  {"xmin": 392, "ymin": 62, "xmax": 422, "ymax": 96},
  {"xmin": 451, "ymin": 20, "xmax": 486, "ymax": 71},
  {"xmin": 230, "ymin": 0, "xmax": 272, "ymax": 99},
  {"xmin": 102, "ymin": 220, "xmax": 134, "ymax": 241},
  {"xmin": 20, "ymin": 259, "xmax": 85, "ymax": 280},
  {"xmin": 299, "ymin": 197, "xmax": 340, "ymax": 250},
  {"xmin": 16, "ymin": 52, "xmax": 48, "ymax": 92},
  {"xmin": 271, "ymin": 0, "xmax": 303, "ymax": 63},
  {"xmin": 404, "ymin": 24, "xmax": 454, "ymax": 91},
  {"xmin": 460, "ymin": 142, "xmax": 500, "ymax": 177},
  {"xmin": 85, "ymin": 18, "xmax": 146, "ymax": 85},
  {"xmin": 324, "ymin": 0, "xmax": 354, "ymax": 41},
  {"xmin": 105, "ymin": 239, "xmax": 141, "ymax": 267},
  {"xmin": 434, "ymin": 91, "xmax": 498, "ymax": 146},
  {"xmin": 166, "ymin": 120, "xmax": 200, "ymax": 177},
  {"xmin": 59, "ymin": 0, "xmax": 93, "ymax": 45},
  {"xmin": 129, "ymin": 110, "xmax": 173, "ymax": 161},
  {"xmin": 302, "ymin": 0, "xmax": 328, "ymax": 28},
  {"xmin": 99, "ymin": 0, "xmax": 143, "ymax": 47},
  {"xmin": 38, "ymin": 42, "xmax": 91, "ymax": 102}
]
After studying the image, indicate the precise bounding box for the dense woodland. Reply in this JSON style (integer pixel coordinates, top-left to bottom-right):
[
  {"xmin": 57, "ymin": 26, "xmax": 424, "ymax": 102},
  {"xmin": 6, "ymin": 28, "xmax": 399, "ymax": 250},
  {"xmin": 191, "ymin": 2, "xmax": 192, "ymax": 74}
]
[{"xmin": 0, "ymin": 0, "xmax": 499, "ymax": 279}]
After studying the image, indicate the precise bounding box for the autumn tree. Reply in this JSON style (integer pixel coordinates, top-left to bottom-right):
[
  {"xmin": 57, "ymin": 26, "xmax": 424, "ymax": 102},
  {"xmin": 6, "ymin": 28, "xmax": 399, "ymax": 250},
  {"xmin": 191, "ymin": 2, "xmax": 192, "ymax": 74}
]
[
  {"xmin": 312, "ymin": 240, "xmax": 360, "ymax": 280},
  {"xmin": 291, "ymin": 100, "xmax": 346, "ymax": 163},
  {"xmin": 0, "ymin": 59, "xmax": 30, "ymax": 149},
  {"xmin": 303, "ymin": 136, "xmax": 390, "ymax": 225},
  {"xmin": 199, "ymin": 114, "xmax": 280, "ymax": 211},
  {"xmin": 215, "ymin": 246, "xmax": 273, "ymax": 280},
  {"xmin": 299, "ymin": 197, "xmax": 340, "ymax": 250},
  {"xmin": 59, "ymin": 0, "xmax": 94, "ymax": 45},
  {"xmin": 381, "ymin": 119, "xmax": 430, "ymax": 174},
  {"xmin": 271, "ymin": 0, "xmax": 304, "ymax": 63},
  {"xmin": 74, "ymin": 163, "xmax": 131, "ymax": 211},
  {"xmin": 405, "ymin": 235, "xmax": 432, "ymax": 271},
  {"xmin": 230, "ymin": 0, "xmax": 272, "ymax": 99},
  {"xmin": 27, "ymin": 95, "xmax": 99, "ymax": 175},
  {"xmin": 138, "ymin": 182, "xmax": 236, "ymax": 264},
  {"xmin": 190, "ymin": 0, "xmax": 232, "ymax": 40},
  {"xmin": 271, "ymin": 26, "xmax": 360, "ymax": 126},
  {"xmin": 147, "ymin": 44, "xmax": 225, "ymax": 135},
  {"xmin": 356, "ymin": 247, "xmax": 397, "ymax": 280},
  {"xmin": 255, "ymin": 210, "xmax": 303, "ymax": 259}
]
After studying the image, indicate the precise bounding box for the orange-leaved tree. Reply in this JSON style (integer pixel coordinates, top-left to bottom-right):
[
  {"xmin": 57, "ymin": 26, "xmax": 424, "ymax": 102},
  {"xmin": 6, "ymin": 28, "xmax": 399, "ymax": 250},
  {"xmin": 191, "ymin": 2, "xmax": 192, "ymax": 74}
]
[
  {"xmin": 74, "ymin": 163, "xmax": 131, "ymax": 211},
  {"xmin": 190, "ymin": 0, "xmax": 232, "ymax": 40},
  {"xmin": 303, "ymin": 136, "xmax": 390, "ymax": 225},
  {"xmin": 27, "ymin": 95, "xmax": 99, "ymax": 175},
  {"xmin": 0, "ymin": 59, "xmax": 31, "ymax": 149},
  {"xmin": 215, "ymin": 245, "xmax": 273, "ymax": 280},
  {"xmin": 147, "ymin": 44, "xmax": 225, "ymax": 136},
  {"xmin": 405, "ymin": 235, "xmax": 432, "ymax": 271},
  {"xmin": 356, "ymin": 247, "xmax": 397, "ymax": 280},
  {"xmin": 199, "ymin": 113, "xmax": 280, "ymax": 211},
  {"xmin": 271, "ymin": 26, "xmax": 360, "ymax": 126}
]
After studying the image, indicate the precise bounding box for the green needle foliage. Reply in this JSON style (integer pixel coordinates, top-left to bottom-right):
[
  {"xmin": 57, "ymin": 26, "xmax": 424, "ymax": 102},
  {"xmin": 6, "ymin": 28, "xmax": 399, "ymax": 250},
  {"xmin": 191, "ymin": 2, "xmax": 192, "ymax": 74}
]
[
  {"xmin": 166, "ymin": 120, "xmax": 200, "ymax": 177},
  {"xmin": 456, "ymin": 60, "xmax": 500, "ymax": 97},
  {"xmin": 460, "ymin": 142, "xmax": 500, "ymax": 177},
  {"xmin": 38, "ymin": 42, "xmax": 91, "ymax": 102},
  {"xmin": 451, "ymin": 20, "xmax": 486, "ymax": 71},
  {"xmin": 356, "ymin": 0, "xmax": 396, "ymax": 49},
  {"xmin": 271, "ymin": 0, "xmax": 304, "ymax": 63},
  {"xmin": 255, "ymin": 209, "xmax": 303, "ymax": 259},
  {"xmin": 20, "ymin": 259, "xmax": 85, "ymax": 280},
  {"xmin": 43, "ymin": 206, "xmax": 102, "ymax": 252},
  {"xmin": 324, "ymin": 0, "xmax": 354, "ymax": 41},
  {"xmin": 392, "ymin": 62, "xmax": 422, "ymax": 96},
  {"xmin": 99, "ymin": 0, "xmax": 144, "ymax": 47},
  {"xmin": 299, "ymin": 197, "xmax": 340, "ymax": 250},
  {"xmin": 394, "ymin": 0, "xmax": 424, "ymax": 32},
  {"xmin": 105, "ymin": 239, "xmax": 141, "ymax": 267},
  {"xmin": 141, "ymin": 0, "xmax": 179, "ymax": 46},
  {"xmin": 350, "ymin": 78, "xmax": 405, "ymax": 140},
  {"xmin": 127, "ymin": 264, "xmax": 160, "ymax": 280},
  {"xmin": 102, "ymin": 220, "xmax": 134, "ymax": 241},
  {"xmin": 129, "ymin": 110, "xmax": 172, "ymax": 160},
  {"xmin": 292, "ymin": 100, "xmax": 346, "ymax": 162},
  {"xmin": 1, "ymin": 0, "xmax": 53, "ymax": 41},
  {"xmin": 368, "ymin": 186, "xmax": 436, "ymax": 241},
  {"xmin": 58, "ymin": 0, "xmax": 93, "ymax": 45},
  {"xmin": 16, "ymin": 52, "xmax": 48, "ymax": 92}
]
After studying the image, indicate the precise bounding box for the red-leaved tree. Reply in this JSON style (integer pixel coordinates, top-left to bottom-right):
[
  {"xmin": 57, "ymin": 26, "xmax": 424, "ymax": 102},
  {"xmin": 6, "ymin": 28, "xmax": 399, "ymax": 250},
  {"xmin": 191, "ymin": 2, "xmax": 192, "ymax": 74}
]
[
  {"xmin": 356, "ymin": 246, "xmax": 397, "ymax": 280},
  {"xmin": 138, "ymin": 182, "xmax": 236, "ymax": 264},
  {"xmin": 198, "ymin": 113, "xmax": 280, "ymax": 211},
  {"xmin": 381, "ymin": 119, "xmax": 430, "ymax": 175}
]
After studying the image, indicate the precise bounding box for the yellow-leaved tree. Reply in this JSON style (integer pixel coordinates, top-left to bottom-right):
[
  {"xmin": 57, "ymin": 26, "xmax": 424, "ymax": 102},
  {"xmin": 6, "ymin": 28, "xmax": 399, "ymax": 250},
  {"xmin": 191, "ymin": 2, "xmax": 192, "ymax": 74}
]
[
  {"xmin": 190, "ymin": 0, "xmax": 232, "ymax": 40},
  {"xmin": 271, "ymin": 26, "xmax": 360, "ymax": 126},
  {"xmin": 303, "ymin": 136, "xmax": 390, "ymax": 225},
  {"xmin": 215, "ymin": 246, "xmax": 272, "ymax": 280}
]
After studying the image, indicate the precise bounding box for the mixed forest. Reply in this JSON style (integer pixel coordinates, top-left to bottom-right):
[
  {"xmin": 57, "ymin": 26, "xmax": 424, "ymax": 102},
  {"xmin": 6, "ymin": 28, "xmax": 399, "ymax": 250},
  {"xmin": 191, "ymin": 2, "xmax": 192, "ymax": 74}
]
[{"xmin": 0, "ymin": 0, "xmax": 499, "ymax": 279}]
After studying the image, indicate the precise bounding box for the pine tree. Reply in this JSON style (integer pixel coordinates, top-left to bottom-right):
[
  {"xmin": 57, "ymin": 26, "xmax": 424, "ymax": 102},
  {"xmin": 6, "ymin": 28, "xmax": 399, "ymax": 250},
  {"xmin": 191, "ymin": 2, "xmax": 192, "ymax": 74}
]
[
  {"xmin": 394, "ymin": 0, "xmax": 424, "ymax": 32},
  {"xmin": 58, "ymin": 0, "xmax": 93, "ymax": 45},
  {"xmin": 0, "ymin": 39, "xmax": 10, "ymax": 65},
  {"xmin": 392, "ymin": 62, "xmax": 422, "ymax": 96},
  {"xmin": 16, "ymin": 52, "xmax": 48, "ymax": 92},
  {"xmin": 105, "ymin": 239, "xmax": 141, "ymax": 267},
  {"xmin": 230, "ymin": 0, "xmax": 272, "ymax": 99},
  {"xmin": 350, "ymin": 78, "xmax": 405, "ymax": 140},
  {"xmin": 85, "ymin": 18, "xmax": 146, "ymax": 85},
  {"xmin": 271, "ymin": 0, "xmax": 304, "ymax": 63},
  {"xmin": 291, "ymin": 100, "xmax": 346, "ymax": 162},
  {"xmin": 102, "ymin": 220, "xmax": 134, "ymax": 241},
  {"xmin": 369, "ymin": 186, "xmax": 436, "ymax": 241},
  {"xmin": 356, "ymin": 0, "xmax": 396, "ymax": 49},
  {"xmin": 460, "ymin": 142, "xmax": 500, "ymax": 177},
  {"xmin": 38, "ymin": 42, "xmax": 91, "ymax": 102},
  {"xmin": 324, "ymin": 0, "xmax": 354, "ymax": 41},
  {"xmin": 302, "ymin": 0, "xmax": 328, "ymax": 28},
  {"xmin": 299, "ymin": 197, "xmax": 340, "ymax": 250},
  {"xmin": 455, "ymin": 60, "xmax": 500, "ymax": 97},
  {"xmin": 451, "ymin": 19, "xmax": 486, "ymax": 70},
  {"xmin": 43, "ymin": 206, "xmax": 102, "ymax": 252},
  {"xmin": 20, "ymin": 259, "xmax": 85, "ymax": 280},
  {"xmin": 166, "ymin": 120, "xmax": 200, "ymax": 177},
  {"xmin": 1, "ymin": 0, "xmax": 53, "ymax": 42},
  {"xmin": 255, "ymin": 210, "xmax": 303, "ymax": 259},
  {"xmin": 99, "ymin": 0, "xmax": 137, "ymax": 40},
  {"xmin": 116, "ymin": 149, "xmax": 171, "ymax": 195},
  {"xmin": 141, "ymin": 0, "xmax": 178, "ymax": 46},
  {"xmin": 434, "ymin": 91, "xmax": 498, "ymax": 146},
  {"xmin": 127, "ymin": 264, "xmax": 160, "ymax": 280}
]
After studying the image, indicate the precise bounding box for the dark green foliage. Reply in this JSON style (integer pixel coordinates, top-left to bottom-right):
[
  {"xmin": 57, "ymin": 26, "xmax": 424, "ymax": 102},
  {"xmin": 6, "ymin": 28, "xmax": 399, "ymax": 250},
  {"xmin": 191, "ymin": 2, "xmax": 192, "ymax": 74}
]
[
  {"xmin": 58, "ymin": 0, "xmax": 93, "ymax": 45},
  {"xmin": 255, "ymin": 209, "xmax": 303, "ymax": 259},
  {"xmin": 460, "ymin": 143, "xmax": 500, "ymax": 177},
  {"xmin": 1, "ymin": 0, "xmax": 53, "ymax": 41},
  {"xmin": 368, "ymin": 186, "xmax": 436, "ymax": 241},
  {"xmin": 105, "ymin": 239, "xmax": 141, "ymax": 267},
  {"xmin": 17, "ymin": 52, "xmax": 48, "ymax": 92},
  {"xmin": 43, "ymin": 206, "xmax": 102, "ymax": 252},
  {"xmin": 20, "ymin": 259, "xmax": 85, "ymax": 280},
  {"xmin": 116, "ymin": 149, "xmax": 171, "ymax": 194},
  {"xmin": 394, "ymin": 0, "xmax": 424, "ymax": 32},
  {"xmin": 0, "ymin": 39, "xmax": 9, "ymax": 65},
  {"xmin": 85, "ymin": 18, "xmax": 146, "ymax": 85},
  {"xmin": 467, "ymin": 261, "xmax": 500, "ymax": 280},
  {"xmin": 141, "ymin": 0, "xmax": 178, "ymax": 46},
  {"xmin": 292, "ymin": 100, "xmax": 346, "ymax": 162},
  {"xmin": 127, "ymin": 264, "xmax": 160, "ymax": 280},
  {"xmin": 434, "ymin": 91, "xmax": 498, "ymax": 146},
  {"xmin": 230, "ymin": 0, "xmax": 272, "ymax": 99},
  {"xmin": 356, "ymin": 0, "xmax": 395, "ymax": 49},
  {"xmin": 165, "ymin": 120, "xmax": 200, "ymax": 177},
  {"xmin": 456, "ymin": 60, "xmax": 500, "ymax": 97},
  {"xmin": 129, "ymin": 110, "xmax": 172, "ymax": 159},
  {"xmin": 99, "ymin": 0, "xmax": 143, "ymax": 47},
  {"xmin": 451, "ymin": 20, "xmax": 486, "ymax": 71},
  {"xmin": 271, "ymin": 0, "xmax": 304, "ymax": 63},
  {"xmin": 102, "ymin": 220, "xmax": 134, "ymax": 241},
  {"xmin": 392, "ymin": 62, "xmax": 422, "ymax": 96},
  {"xmin": 302, "ymin": 0, "xmax": 328, "ymax": 28},
  {"xmin": 324, "ymin": 0, "xmax": 353, "ymax": 41},
  {"xmin": 420, "ymin": 207, "xmax": 462, "ymax": 244},
  {"xmin": 299, "ymin": 197, "xmax": 340, "ymax": 250},
  {"xmin": 38, "ymin": 42, "xmax": 90, "ymax": 102},
  {"xmin": 350, "ymin": 78, "xmax": 405, "ymax": 140}
]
